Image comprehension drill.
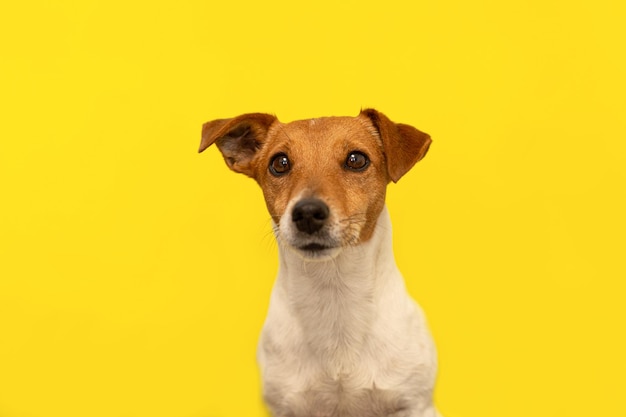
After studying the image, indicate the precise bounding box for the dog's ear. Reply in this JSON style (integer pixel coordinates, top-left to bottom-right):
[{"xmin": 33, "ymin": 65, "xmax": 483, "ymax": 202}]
[
  {"xmin": 360, "ymin": 109, "xmax": 431, "ymax": 183},
  {"xmin": 199, "ymin": 113, "xmax": 277, "ymax": 177}
]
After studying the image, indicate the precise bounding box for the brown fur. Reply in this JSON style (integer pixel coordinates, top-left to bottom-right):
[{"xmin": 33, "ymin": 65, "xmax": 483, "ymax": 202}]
[{"xmin": 200, "ymin": 109, "xmax": 431, "ymax": 244}]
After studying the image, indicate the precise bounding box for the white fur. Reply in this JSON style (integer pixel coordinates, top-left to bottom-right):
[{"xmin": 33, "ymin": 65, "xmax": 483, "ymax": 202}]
[{"xmin": 258, "ymin": 206, "xmax": 441, "ymax": 417}]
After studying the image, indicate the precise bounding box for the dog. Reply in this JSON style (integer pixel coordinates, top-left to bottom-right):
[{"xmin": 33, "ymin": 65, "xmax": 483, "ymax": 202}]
[{"xmin": 199, "ymin": 109, "xmax": 441, "ymax": 417}]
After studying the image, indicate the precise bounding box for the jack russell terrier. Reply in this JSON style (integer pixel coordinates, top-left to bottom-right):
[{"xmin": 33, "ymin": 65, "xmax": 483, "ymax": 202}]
[{"xmin": 199, "ymin": 109, "xmax": 441, "ymax": 417}]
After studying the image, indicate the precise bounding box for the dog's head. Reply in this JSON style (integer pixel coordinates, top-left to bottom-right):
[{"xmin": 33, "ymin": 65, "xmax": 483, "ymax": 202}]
[{"xmin": 200, "ymin": 109, "xmax": 431, "ymax": 259}]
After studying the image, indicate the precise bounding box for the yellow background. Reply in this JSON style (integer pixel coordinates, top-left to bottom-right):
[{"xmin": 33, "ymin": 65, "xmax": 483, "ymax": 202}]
[{"xmin": 1, "ymin": 1, "xmax": 625, "ymax": 416}]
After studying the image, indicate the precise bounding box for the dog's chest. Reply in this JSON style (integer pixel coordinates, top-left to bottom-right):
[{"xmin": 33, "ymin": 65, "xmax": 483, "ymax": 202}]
[
  {"xmin": 281, "ymin": 381, "xmax": 409, "ymax": 417},
  {"xmin": 260, "ymin": 298, "xmax": 429, "ymax": 417}
]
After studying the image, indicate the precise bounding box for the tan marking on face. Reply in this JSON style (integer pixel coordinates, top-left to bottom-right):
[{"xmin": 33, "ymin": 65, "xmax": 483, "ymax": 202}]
[{"xmin": 249, "ymin": 115, "xmax": 388, "ymax": 246}]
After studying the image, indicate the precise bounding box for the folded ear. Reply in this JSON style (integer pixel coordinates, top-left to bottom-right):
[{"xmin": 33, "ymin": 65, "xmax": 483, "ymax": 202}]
[
  {"xmin": 199, "ymin": 113, "xmax": 277, "ymax": 177},
  {"xmin": 360, "ymin": 108, "xmax": 432, "ymax": 183}
]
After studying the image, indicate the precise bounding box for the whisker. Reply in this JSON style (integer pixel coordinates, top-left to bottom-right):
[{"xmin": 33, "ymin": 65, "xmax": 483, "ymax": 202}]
[{"xmin": 260, "ymin": 217, "xmax": 279, "ymax": 253}]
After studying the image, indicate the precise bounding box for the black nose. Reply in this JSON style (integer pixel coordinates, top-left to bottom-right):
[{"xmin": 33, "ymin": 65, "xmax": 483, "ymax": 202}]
[{"xmin": 292, "ymin": 198, "xmax": 329, "ymax": 234}]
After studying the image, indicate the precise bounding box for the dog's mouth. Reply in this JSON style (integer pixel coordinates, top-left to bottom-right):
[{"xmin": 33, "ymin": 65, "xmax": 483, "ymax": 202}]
[
  {"xmin": 292, "ymin": 241, "xmax": 342, "ymax": 259},
  {"xmin": 299, "ymin": 243, "xmax": 331, "ymax": 252}
]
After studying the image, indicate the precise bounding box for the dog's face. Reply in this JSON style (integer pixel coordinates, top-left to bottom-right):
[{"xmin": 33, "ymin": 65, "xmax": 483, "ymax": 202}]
[{"xmin": 199, "ymin": 109, "xmax": 431, "ymax": 259}]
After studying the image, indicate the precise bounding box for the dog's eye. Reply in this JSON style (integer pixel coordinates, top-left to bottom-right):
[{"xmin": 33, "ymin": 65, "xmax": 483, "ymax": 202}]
[
  {"xmin": 269, "ymin": 153, "xmax": 291, "ymax": 176},
  {"xmin": 344, "ymin": 151, "xmax": 369, "ymax": 171}
]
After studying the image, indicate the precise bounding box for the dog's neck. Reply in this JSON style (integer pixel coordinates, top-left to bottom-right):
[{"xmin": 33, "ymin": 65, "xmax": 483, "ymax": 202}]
[{"xmin": 274, "ymin": 206, "xmax": 408, "ymax": 365}]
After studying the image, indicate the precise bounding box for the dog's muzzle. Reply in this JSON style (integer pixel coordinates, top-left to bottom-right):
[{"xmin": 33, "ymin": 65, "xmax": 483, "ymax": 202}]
[
  {"xmin": 291, "ymin": 198, "xmax": 329, "ymax": 235},
  {"xmin": 284, "ymin": 198, "xmax": 343, "ymax": 257}
]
